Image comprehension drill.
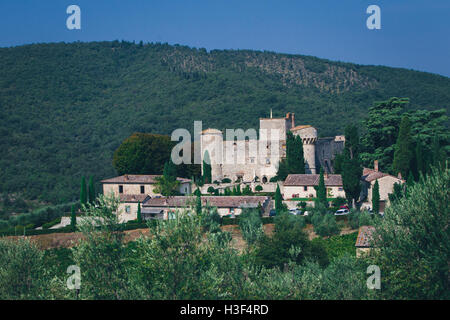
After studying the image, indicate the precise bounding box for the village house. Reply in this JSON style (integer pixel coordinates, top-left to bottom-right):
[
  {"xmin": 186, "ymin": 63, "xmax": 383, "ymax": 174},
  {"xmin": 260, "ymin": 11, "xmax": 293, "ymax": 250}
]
[
  {"xmin": 355, "ymin": 226, "xmax": 376, "ymax": 257},
  {"xmin": 283, "ymin": 173, "xmax": 345, "ymax": 200},
  {"xmin": 141, "ymin": 195, "xmax": 272, "ymax": 220},
  {"xmin": 101, "ymin": 174, "xmax": 192, "ymax": 222},
  {"xmin": 360, "ymin": 160, "xmax": 405, "ymax": 212}
]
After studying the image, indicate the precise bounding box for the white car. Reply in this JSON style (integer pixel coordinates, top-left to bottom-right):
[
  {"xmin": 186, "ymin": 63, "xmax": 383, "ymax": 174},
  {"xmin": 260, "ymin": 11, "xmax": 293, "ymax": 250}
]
[
  {"xmin": 334, "ymin": 209, "xmax": 349, "ymax": 216},
  {"xmin": 289, "ymin": 208, "xmax": 302, "ymax": 216}
]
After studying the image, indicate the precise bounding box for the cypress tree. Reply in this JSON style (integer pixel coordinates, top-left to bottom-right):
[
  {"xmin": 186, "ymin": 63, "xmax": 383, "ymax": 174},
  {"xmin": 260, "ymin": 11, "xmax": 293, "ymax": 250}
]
[
  {"xmin": 203, "ymin": 151, "xmax": 212, "ymax": 184},
  {"xmin": 342, "ymin": 155, "xmax": 363, "ymax": 208},
  {"xmin": 88, "ymin": 176, "xmax": 95, "ymax": 203},
  {"xmin": 406, "ymin": 171, "xmax": 415, "ymax": 196},
  {"xmin": 137, "ymin": 201, "xmax": 142, "ymax": 223},
  {"xmin": 431, "ymin": 134, "xmax": 442, "ymax": 169},
  {"xmin": 316, "ymin": 168, "xmax": 328, "ymax": 208},
  {"xmin": 414, "ymin": 140, "xmax": 425, "ymax": 180},
  {"xmin": 393, "ymin": 115, "xmax": 413, "ymax": 178},
  {"xmin": 285, "ymin": 132, "xmax": 305, "ymax": 175},
  {"xmin": 196, "ymin": 192, "xmax": 202, "ymax": 215},
  {"xmin": 80, "ymin": 176, "xmax": 87, "ymax": 205},
  {"xmin": 70, "ymin": 204, "xmax": 76, "ymax": 228},
  {"xmin": 275, "ymin": 184, "xmax": 283, "ymax": 213},
  {"xmin": 163, "ymin": 159, "xmax": 177, "ymax": 182},
  {"xmin": 372, "ymin": 180, "xmax": 380, "ymax": 214}
]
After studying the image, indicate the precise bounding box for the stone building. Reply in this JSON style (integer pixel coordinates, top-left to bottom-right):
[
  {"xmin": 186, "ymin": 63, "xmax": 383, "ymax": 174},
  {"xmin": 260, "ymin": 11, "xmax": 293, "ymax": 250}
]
[
  {"xmin": 360, "ymin": 160, "xmax": 405, "ymax": 212},
  {"xmin": 283, "ymin": 173, "xmax": 345, "ymax": 200},
  {"xmin": 201, "ymin": 112, "xmax": 344, "ymax": 183},
  {"xmin": 141, "ymin": 195, "xmax": 272, "ymax": 219},
  {"xmin": 101, "ymin": 174, "xmax": 192, "ymax": 222}
]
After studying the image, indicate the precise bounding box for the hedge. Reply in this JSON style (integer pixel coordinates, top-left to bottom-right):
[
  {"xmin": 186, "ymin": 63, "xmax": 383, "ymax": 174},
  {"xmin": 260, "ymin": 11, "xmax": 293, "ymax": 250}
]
[{"xmin": 221, "ymin": 216, "xmax": 274, "ymax": 226}]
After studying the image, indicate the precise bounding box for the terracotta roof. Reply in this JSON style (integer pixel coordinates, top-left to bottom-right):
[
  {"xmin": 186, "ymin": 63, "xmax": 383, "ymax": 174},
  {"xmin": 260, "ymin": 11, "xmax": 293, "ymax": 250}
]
[
  {"xmin": 284, "ymin": 174, "xmax": 343, "ymax": 186},
  {"xmin": 119, "ymin": 194, "xmax": 151, "ymax": 203},
  {"xmin": 362, "ymin": 168, "xmax": 404, "ymax": 183},
  {"xmin": 290, "ymin": 125, "xmax": 312, "ymax": 131},
  {"xmin": 143, "ymin": 196, "xmax": 270, "ymax": 208},
  {"xmin": 355, "ymin": 226, "xmax": 376, "ymax": 248},
  {"xmin": 101, "ymin": 175, "xmax": 191, "ymax": 184}
]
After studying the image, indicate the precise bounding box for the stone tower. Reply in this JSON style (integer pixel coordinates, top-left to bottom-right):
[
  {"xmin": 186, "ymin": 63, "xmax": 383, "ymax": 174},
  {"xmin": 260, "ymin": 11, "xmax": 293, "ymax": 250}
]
[
  {"xmin": 200, "ymin": 128, "xmax": 223, "ymax": 181},
  {"xmin": 291, "ymin": 125, "xmax": 317, "ymax": 174}
]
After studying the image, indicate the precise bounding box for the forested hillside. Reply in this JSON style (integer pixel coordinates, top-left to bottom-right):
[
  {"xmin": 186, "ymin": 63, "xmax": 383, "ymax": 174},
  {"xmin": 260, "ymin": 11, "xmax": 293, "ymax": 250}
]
[{"xmin": 0, "ymin": 41, "xmax": 449, "ymax": 204}]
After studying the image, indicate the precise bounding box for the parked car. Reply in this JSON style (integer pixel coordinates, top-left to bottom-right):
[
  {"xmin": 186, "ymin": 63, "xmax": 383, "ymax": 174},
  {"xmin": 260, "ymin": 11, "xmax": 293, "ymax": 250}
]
[
  {"xmin": 269, "ymin": 209, "xmax": 277, "ymax": 217},
  {"xmin": 289, "ymin": 208, "xmax": 302, "ymax": 216},
  {"xmin": 339, "ymin": 205, "xmax": 350, "ymax": 210},
  {"xmin": 334, "ymin": 208, "xmax": 349, "ymax": 216}
]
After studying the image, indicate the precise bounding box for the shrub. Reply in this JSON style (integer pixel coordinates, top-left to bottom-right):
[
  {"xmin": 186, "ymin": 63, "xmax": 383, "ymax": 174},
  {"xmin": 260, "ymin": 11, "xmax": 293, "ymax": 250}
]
[
  {"xmin": 42, "ymin": 217, "xmax": 62, "ymax": 229},
  {"xmin": 221, "ymin": 178, "xmax": 231, "ymax": 183},
  {"xmin": 239, "ymin": 209, "xmax": 263, "ymax": 246},
  {"xmin": 373, "ymin": 167, "xmax": 450, "ymax": 299},
  {"xmin": 255, "ymin": 185, "xmax": 263, "ymax": 192}
]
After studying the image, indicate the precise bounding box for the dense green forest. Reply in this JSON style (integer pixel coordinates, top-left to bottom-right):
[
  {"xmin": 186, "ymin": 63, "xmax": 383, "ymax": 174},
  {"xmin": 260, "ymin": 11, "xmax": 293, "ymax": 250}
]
[{"xmin": 0, "ymin": 41, "xmax": 449, "ymax": 205}]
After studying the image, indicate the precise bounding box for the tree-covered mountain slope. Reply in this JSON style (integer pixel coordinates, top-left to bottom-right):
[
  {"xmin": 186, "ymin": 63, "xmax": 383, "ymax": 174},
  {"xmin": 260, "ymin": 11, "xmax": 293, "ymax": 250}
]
[{"xmin": 0, "ymin": 41, "xmax": 449, "ymax": 203}]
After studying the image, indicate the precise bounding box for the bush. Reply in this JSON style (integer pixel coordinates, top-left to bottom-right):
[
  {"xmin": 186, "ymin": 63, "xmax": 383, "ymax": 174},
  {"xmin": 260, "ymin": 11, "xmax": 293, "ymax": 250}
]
[
  {"xmin": 0, "ymin": 239, "xmax": 52, "ymax": 299},
  {"xmin": 255, "ymin": 185, "xmax": 263, "ymax": 192},
  {"xmin": 255, "ymin": 212, "xmax": 328, "ymax": 269},
  {"xmin": 221, "ymin": 178, "xmax": 231, "ymax": 183},
  {"xmin": 239, "ymin": 209, "xmax": 263, "ymax": 245},
  {"xmin": 314, "ymin": 214, "xmax": 340, "ymax": 237},
  {"xmin": 42, "ymin": 217, "xmax": 62, "ymax": 229},
  {"xmin": 372, "ymin": 167, "xmax": 450, "ymax": 299}
]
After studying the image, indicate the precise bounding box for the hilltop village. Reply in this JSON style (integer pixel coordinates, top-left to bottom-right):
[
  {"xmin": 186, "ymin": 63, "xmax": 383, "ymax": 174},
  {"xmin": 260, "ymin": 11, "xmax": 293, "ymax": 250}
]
[{"xmin": 101, "ymin": 113, "xmax": 403, "ymax": 224}]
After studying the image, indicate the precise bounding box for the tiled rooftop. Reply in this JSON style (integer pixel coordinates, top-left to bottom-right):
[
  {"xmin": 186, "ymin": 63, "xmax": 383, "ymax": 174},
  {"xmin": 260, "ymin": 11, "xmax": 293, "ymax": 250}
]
[
  {"xmin": 101, "ymin": 174, "xmax": 191, "ymax": 184},
  {"xmin": 284, "ymin": 174, "xmax": 343, "ymax": 186},
  {"xmin": 143, "ymin": 196, "xmax": 270, "ymax": 208}
]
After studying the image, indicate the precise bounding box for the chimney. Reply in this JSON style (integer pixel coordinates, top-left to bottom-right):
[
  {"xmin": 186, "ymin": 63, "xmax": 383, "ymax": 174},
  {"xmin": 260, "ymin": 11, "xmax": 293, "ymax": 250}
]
[
  {"xmin": 374, "ymin": 160, "xmax": 379, "ymax": 172},
  {"xmin": 291, "ymin": 113, "xmax": 295, "ymax": 128},
  {"xmin": 324, "ymin": 172, "xmax": 328, "ymax": 180},
  {"xmin": 397, "ymin": 172, "xmax": 402, "ymax": 179},
  {"xmin": 124, "ymin": 174, "xmax": 129, "ymax": 181}
]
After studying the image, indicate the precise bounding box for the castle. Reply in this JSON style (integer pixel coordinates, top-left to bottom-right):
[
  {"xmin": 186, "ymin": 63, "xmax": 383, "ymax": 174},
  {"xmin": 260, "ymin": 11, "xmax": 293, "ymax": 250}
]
[{"xmin": 200, "ymin": 112, "xmax": 345, "ymax": 183}]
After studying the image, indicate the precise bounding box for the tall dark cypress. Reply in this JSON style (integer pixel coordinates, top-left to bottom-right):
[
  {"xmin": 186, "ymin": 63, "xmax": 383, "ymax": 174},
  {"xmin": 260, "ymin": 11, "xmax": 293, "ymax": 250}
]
[
  {"xmin": 372, "ymin": 180, "xmax": 380, "ymax": 214},
  {"xmin": 275, "ymin": 184, "xmax": 283, "ymax": 213},
  {"xmin": 80, "ymin": 176, "xmax": 87, "ymax": 205},
  {"xmin": 316, "ymin": 168, "xmax": 327, "ymax": 207},
  {"xmin": 70, "ymin": 204, "xmax": 77, "ymax": 228},
  {"xmin": 203, "ymin": 150, "xmax": 212, "ymax": 184},
  {"xmin": 393, "ymin": 115, "xmax": 413, "ymax": 178},
  {"xmin": 88, "ymin": 176, "xmax": 95, "ymax": 203}
]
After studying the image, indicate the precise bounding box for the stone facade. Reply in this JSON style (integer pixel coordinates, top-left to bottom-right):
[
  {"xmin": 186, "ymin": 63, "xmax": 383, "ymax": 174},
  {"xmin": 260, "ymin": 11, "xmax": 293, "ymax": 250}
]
[
  {"xmin": 201, "ymin": 112, "xmax": 343, "ymax": 184},
  {"xmin": 283, "ymin": 173, "xmax": 346, "ymax": 200},
  {"xmin": 142, "ymin": 195, "xmax": 273, "ymax": 218},
  {"xmin": 101, "ymin": 174, "xmax": 192, "ymax": 222},
  {"xmin": 360, "ymin": 161, "xmax": 405, "ymax": 211}
]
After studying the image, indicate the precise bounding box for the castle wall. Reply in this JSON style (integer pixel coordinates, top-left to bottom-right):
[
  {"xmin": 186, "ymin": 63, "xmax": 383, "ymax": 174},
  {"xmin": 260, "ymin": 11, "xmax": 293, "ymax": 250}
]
[{"xmin": 291, "ymin": 126, "xmax": 317, "ymax": 174}]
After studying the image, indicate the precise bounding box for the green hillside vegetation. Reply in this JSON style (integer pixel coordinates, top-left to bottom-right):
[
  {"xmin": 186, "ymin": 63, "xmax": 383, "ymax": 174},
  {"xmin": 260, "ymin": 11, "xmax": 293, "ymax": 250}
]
[{"xmin": 0, "ymin": 41, "xmax": 449, "ymax": 206}]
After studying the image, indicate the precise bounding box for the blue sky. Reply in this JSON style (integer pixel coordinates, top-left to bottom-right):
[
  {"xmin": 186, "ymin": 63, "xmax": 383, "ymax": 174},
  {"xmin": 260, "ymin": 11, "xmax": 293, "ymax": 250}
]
[{"xmin": 0, "ymin": 0, "xmax": 449, "ymax": 77}]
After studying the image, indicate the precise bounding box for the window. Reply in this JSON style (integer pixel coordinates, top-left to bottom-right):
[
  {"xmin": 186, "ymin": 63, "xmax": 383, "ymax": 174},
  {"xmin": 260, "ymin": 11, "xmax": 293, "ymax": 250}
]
[
  {"xmin": 119, "ymin": 185, "xmax": 123, "ymax": 193},
  {"xmin": 140, "ymin": 186, "xmax": 145, "ymax": 194},
  {"xmin": 304, "ymin": 186, "xmax": 308, "ymax": 191},
  {"xmin": 338, "ymin": 187, "xmax": 344, "ymax": 191},
  {"xmin": 125, "ymin": 205, "xmax": 130, "ymax": 213},
  {"xmin": 266, "ymin": 158, "xmax": 271, "ymax": 165}
]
